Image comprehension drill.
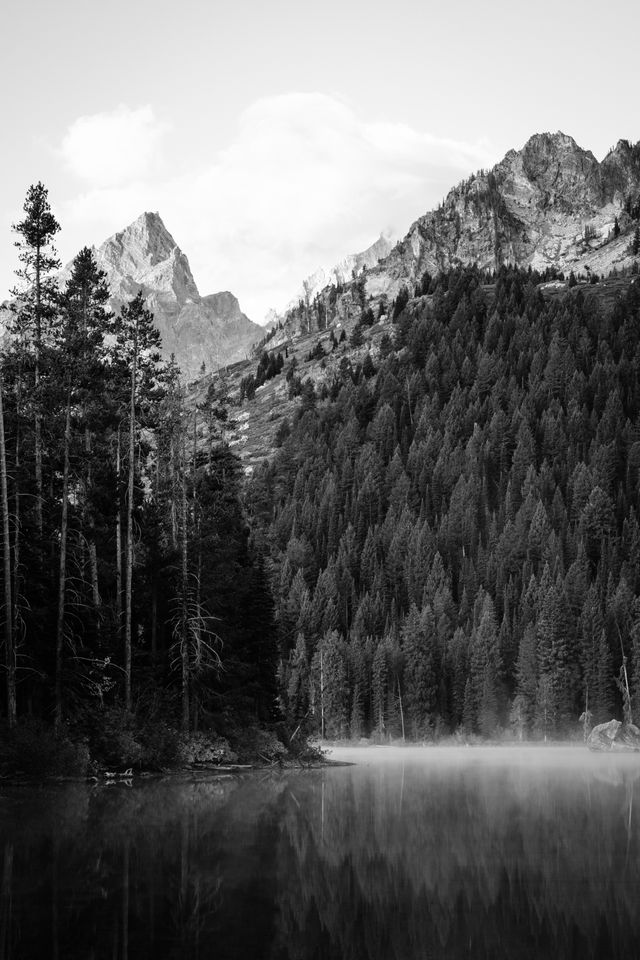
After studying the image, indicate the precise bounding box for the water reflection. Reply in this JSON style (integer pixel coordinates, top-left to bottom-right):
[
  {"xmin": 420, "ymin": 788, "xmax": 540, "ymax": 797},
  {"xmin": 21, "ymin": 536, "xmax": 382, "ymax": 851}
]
[{"xmin": 0, "ymin": 749, "xmax": 639, "ymax": 959}]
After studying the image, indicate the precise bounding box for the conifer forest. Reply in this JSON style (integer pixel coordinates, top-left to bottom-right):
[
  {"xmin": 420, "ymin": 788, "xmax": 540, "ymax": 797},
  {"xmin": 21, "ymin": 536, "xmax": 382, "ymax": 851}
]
[
  {"xmin": 0, "ymin": 185, "xmax": 278, "ymax": 771},
  {"xmin": 250, "ymin": 267, "xmax": 640, "ymax": 742},
  {"xmin": 2, "ymin": 183, "xmax": 640, "ymax": 769}
]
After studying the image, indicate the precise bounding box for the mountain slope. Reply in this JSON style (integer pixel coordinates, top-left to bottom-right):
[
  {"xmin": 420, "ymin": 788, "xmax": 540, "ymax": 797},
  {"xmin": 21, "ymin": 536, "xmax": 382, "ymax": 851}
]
[
  {"xmin": 242, "ymin": 266, "xmax": 640, "ymax": 739},
  {"xmin": 78, "ymin": 212, "xmax": 261, "ymax": 378}
]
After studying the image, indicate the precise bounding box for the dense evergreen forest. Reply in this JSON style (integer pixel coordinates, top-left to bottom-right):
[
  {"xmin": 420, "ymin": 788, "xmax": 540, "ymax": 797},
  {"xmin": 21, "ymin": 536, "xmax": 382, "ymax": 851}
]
[
  {"xmin": 250, "ymin": 266, "xmax": 640, "ymax": 740},
  {"xmin": 0, "ymin": 184, "xmax": 278, "ymax": 773},
  {"xmin": 3, "ymin": 182, "xmax": 640, "ymax": 765}
]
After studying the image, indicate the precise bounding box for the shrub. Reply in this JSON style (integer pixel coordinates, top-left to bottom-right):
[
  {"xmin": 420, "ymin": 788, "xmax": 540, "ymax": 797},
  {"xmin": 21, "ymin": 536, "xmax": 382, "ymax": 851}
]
[
  {"xmin": 139, "ymin": 721, "xmax": 181, "ymax": 770},
  {"xmin": 0, "ymin": 719, "xmax": 89, "ymax": 778},
  {"xmin": 228, "ymin": 725, "xmax": 286, "ymax": 763},
  {"xmin": 72, "ymin": 704, "xmax": 143, "ymax": 769},
  {"xmin": 179, "ymin": 733, "xmax": 238, "ymax": 765}
]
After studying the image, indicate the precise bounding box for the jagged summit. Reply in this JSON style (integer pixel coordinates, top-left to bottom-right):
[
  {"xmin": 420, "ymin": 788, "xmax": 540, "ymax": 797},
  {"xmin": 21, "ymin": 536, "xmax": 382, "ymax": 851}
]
[
  {"xmin": 68, "ymin": 213, "xmax": 261, "ymax": 379},
  {"xmin": 516, "ymin": 131, "xmax": 599, "ymax": 202},
  {"xmin": 96, "ymin": 211, "xmax": 200, "ymax": 307},
  {"xmin": 105, "ymin": 211, "xmax": 177, "ymax": 267}
]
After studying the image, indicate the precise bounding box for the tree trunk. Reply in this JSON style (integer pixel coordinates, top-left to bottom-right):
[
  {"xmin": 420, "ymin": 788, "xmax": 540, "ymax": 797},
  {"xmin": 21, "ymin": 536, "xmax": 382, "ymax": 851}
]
[
  {"xmin": 12, "ymin": 376, "xmax": 21, "ymax": 651},
  {"xmin": 397, "ymin": 677, "xmax": 405, "ymax": 743},
  {"xmin": 151, "ymin": 585, "xmax": 157, "ymax": 662},
  {"xmin": 0, "ymin": 372, "xmax": 16, "ymax": 728},
  {"xmin": 88, "ymin": 542, "xmax": 100, "ymax": 610},
  {"xmin": 54, "ymin": 393, "xmax": 71, "ymax": 729},
  {"xmin": 34, "ymin": 248, "xmax": 43, "ymax": 540},
  {"xmin": 115, "ymin": 426, "xmax": 122, "ymax": 645},
  {"xmin": 85, "ymin": 429, "xmax": 100, "ymax": 613},
  {"xmin": 125, "ymin": 320, "xmax": 138, "ymax": 713},
  {"xmin": 170, "ymin": 435, "xmax": 178, "ymax": 550},
  {"xmin": 181, "ymin": 440, "xmax": 190, "ymax": 734},
  {"xmin": 192, "ymin": 412, "xmax": 200, "ymax": 731},
  {"xmin": 618, "ymin": 628, "xmax": 633, "ymax": 726}
]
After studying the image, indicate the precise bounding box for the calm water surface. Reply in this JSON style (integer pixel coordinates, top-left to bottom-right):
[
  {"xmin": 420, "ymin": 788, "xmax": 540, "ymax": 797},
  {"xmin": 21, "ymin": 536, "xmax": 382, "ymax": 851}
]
[{"xmin": 1, "ymin": 745, "xmax": 640, "ymax": 959}]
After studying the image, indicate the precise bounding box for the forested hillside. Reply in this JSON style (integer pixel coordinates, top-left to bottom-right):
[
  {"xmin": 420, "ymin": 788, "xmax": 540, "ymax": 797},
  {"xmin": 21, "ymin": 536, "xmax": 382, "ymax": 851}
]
[
  {"xmin": 250, "ymin": 266, "xmax": 640, "ymax": 740},
  {"xmin": 0, "ymin": 184, "xmax": 278, "ymax": 772},
  {"xmin": 4, "ymin": 182, "xmax": 640, "ymax": 759}
]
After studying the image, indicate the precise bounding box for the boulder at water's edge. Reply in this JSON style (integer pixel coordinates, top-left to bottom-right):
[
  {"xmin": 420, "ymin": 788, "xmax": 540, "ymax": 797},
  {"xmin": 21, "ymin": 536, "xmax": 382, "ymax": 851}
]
[{"xmin": 587, "ymin": 720, "xmax": 640, "ymax": 752}]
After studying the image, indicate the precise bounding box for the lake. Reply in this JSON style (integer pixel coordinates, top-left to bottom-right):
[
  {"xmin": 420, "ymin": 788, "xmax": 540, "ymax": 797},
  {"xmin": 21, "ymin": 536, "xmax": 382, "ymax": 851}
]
[{"xmin": 1, "ymin": 745, "xmax": 639, "ymax": 959}]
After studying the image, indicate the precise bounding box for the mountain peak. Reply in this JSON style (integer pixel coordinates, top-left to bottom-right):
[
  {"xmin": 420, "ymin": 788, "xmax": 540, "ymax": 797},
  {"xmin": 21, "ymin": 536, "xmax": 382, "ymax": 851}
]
[
  {"xmin": 105, "ymin": 211, "xmax": 178, "ymax": 272},
  {"xmin": 85, "ymin": 213, "xmax": 261, "ymax": 377},
  {"xmin": 311, "ymin": 130, "xmax": 640, "ymax": 313},
  {"xmin": 97, "ymin": 211, "xmax": 201, "ymax": 309},
  {"xmin": 522, "ymin": 130, "xmax": 582, "ymax": 152}
]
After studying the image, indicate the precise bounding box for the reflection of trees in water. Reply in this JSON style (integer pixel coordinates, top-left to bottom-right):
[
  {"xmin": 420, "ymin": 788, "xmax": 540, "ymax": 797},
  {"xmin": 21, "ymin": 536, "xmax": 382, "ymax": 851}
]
[
  {"xmin": 0, "ymin": 843, "xmax": 14, "ymax": 959},
  {"xmin": 0, "ymin": 777, "xmax": 285, "ymax": 959},
  {"xmin": 2, "ymin": 765, "xmax": 640, "ymax": 959},
  {"xmin": 273, "ymin": 762, "xmax": 640, "ymax": 960}
]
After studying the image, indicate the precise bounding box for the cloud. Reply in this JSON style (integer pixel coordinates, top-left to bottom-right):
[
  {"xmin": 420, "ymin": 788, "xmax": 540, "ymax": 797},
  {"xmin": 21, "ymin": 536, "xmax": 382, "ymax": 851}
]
[
  {"xmin": 61, "ymin": 94, "xmax": 497, "ymax": 322},
  {"xmin": 59, "ymin": 105, "xmax": 169, "ymax": 187}
]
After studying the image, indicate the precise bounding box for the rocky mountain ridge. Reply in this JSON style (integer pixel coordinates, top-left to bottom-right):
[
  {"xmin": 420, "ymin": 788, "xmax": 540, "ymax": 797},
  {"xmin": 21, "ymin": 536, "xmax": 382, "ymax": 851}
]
[
  {"xmin": 274, "ymin": 132, "xmax": 640, "ymax": 338},
  {"xmin": 63, "ymin": 212, "xmax": 261, "ymax": 379},
  {"xmin": 365, "ymin": 132, "xmax": 640, "ymax": 300},
  {"xmin": 287, "ymin": 231, "xmax": 395, "ymax": 311},
  {"xmin": 264, "ymin": 232, "xmax": 395, "ymax": 337}
]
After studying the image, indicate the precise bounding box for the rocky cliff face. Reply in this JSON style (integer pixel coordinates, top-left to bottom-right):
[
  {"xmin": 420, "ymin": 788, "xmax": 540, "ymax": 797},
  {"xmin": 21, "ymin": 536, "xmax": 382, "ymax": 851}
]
[
  {"xmin": 267, "ymin": 232, "xmax": 395, "ymax": 338},
  {"xmin": 292, "ymin": 231, "xmax": 395, "ymax": 307},
  {"xmin": 71, "ymin": 212, "xmax": 260, "ymax": 379},
  {"xmin": 364, "ymin": 132, "xmax": 640, "ymax": 301}
]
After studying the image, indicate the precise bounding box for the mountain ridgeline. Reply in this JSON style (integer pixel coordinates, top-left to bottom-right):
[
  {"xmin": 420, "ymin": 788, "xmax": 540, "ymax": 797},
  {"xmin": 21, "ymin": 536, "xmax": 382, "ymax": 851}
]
[
  {"xmin": 3, "ymin": 129, "xmax": 640, "ymax": 757},
  {"xmin": 247, "ymin": 266, "xmax": 640, "ymax": 739},
  {"xmin": 270, "ymin": 132, "xmax": 640, "ymax": 343}
]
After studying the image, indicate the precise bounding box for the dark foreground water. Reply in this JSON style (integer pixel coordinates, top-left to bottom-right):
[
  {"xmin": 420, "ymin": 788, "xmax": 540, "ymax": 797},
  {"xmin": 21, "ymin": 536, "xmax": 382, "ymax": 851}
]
[{"xmin": 1, "ymin": 745, "xmax": 640, "ymax": 960}]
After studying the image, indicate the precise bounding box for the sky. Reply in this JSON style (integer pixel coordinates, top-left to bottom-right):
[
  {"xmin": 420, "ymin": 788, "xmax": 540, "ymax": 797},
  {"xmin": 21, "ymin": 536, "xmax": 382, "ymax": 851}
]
[{"xmin": 1, "ymin": 0, "xmax": 639, "ymax": 323}]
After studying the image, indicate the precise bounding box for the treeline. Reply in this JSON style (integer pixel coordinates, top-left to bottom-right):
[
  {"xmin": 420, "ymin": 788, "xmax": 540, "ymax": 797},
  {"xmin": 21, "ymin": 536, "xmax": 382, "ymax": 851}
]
[
  {"xmin": 250, "ymin": 265, "xmax": 640, "ymax": 740},
  {"xmin": 0, "ymin": 184, "xmax": 278, "ymax": 766}
]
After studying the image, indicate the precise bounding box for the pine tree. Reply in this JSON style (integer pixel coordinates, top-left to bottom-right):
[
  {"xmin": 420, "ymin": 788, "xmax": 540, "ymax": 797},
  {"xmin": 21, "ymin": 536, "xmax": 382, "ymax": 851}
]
[
  {"xmin": 401, "ymin": 603, "xmax": 436, "ymax": 736},
  {"xmin": 58, "ymin": 248, "xmax": 112, "ymax": 613},
  {"xmin": 53, "ymin": 249, "xmax": 113, "ymax": 723},
  {"xmin": 469, "ymin": 591, "xmax": 502, "ymax": 730},
  {"xmin": 0, "ymin": 371, "xmax": 15, "ymax": 727},
  {"xmin": 286, "ymin": 632, "xmax": 310, "ymax": 722},
  {"xmin": 11, "ymin": 183, "xmax": 61, "ymax": 539},
  {"xmin": 371, "ymin": 639, "xmax": 389, "ymax": 736},
  {"xmin": 113, "ymin": 293, "xmax": 164, "ymax": 710}
]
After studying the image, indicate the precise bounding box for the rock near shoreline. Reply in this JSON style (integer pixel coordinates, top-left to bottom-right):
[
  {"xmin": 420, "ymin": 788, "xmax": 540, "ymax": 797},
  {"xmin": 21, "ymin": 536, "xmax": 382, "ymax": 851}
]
[{"xmin": 587, "ymin": 720, "xmax": 640, "ymax": 752}]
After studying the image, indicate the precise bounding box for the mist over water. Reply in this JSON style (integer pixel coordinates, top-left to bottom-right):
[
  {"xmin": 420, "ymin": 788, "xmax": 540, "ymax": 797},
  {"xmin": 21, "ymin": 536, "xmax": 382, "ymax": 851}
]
[
  {"xmin": 330, "ymin": 741, "xmax": 640, "ymax": 772},
  {"xmin": 1, "ymin": 746, "xmax": 639, "ymax": 959}
]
